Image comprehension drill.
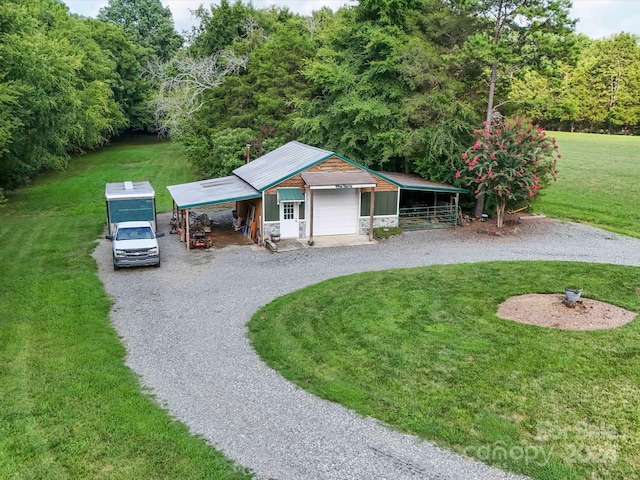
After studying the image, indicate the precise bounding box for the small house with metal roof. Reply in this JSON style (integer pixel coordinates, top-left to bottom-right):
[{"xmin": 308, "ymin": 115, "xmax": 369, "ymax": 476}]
[{"xmin": 167, "ymin": 141, "xmax": 465, "ymax": 246}]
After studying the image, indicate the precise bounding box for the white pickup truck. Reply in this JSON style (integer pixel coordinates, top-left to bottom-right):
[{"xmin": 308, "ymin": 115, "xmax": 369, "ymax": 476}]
[{"xmin": 105, "ymin": 221, "xmax": 164, "ymax": 270}]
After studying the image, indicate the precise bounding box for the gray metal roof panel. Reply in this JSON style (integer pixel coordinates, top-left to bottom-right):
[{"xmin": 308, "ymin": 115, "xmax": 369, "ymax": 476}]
[
  {"xmin": 167, "ymin": 176, "xmax": 260, "ymax": 209},
  {"xmin": 233, "ymin": 141, "xmax": 334, "ymax": 191}
]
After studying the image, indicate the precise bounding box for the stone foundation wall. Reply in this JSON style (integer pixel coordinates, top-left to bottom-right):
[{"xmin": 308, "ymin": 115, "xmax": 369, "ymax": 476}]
[{"xmin": 358, "ymin": 216, "xmax": 398, "ymax": 235}]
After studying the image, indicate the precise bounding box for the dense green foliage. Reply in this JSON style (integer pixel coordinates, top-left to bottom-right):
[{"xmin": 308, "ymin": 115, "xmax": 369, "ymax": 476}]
[
  {"xmin": 249, "ymin": 261, "xmax": 640, "ymax": 479},
  {"xmin": 0, "ymin": 0, "xmax": 163, "ymax": 191},
  {"xmin": 0, "ymin": 137, "xmax": 250, "ymax": 479},
  {"xmin": 3, "ymin": 0, "xmax": 640, "ymax": 209},
  {"xmin": 97, "ymin": 0, "xmax": 183, "ymax": 61}
]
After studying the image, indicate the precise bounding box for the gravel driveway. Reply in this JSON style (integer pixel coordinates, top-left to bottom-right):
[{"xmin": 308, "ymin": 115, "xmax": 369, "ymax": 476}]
[{"xmin": 93, "ymin": 214, "xmax": 640, "ymax": 480}]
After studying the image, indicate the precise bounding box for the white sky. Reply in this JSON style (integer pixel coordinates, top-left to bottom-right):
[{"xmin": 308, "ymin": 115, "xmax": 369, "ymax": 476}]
[{"xmin": 62, "ymin": 0, "xmax": 640, "ymax": 39}]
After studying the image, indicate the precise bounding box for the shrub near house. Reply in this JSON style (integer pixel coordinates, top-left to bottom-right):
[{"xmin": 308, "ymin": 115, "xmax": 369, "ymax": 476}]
[{"xmin": 457, "ymin": 118, "xmax": 560, "ymax": 227}]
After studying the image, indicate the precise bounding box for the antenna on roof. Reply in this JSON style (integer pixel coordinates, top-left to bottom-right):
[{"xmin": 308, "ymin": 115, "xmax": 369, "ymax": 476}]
[{"xmin": 246, "ymin": 144, "xmax": 251, "ymax": 163}]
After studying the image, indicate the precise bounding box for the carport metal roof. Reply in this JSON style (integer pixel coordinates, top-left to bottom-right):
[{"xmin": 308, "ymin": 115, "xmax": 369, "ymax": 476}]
[
  {"xmin": 167, "ymin": 175, "xmax": 260, "ymax": 209},
  {"xmin": 374, "ymin": 171, "xmax": 467, "ymax": 193}
]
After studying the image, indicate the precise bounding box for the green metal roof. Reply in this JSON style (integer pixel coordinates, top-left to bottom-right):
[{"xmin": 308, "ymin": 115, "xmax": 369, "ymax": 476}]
[
  {"xmin": 372, "ymin": 171, "xmax": 467, "ymax": 193},
  {"xmin": 277, "ymin": 188, "xmax": 305, "ymax": 202}
]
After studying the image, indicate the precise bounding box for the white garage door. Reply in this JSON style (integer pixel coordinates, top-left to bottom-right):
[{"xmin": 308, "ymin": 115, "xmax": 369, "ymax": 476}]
[{"xmin": 313, "ymin": 188, "xmax": 359, "ymax": 235}]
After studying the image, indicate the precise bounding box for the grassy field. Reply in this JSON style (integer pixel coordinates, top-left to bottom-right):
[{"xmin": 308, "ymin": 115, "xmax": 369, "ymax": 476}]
[
  {"xmin": 249, "ymin": 261, "xmax": 640, "ymax": 480},
  {"xmin": 535, "ymin": 132, "xmax": 640, "ymax": 238},
  {"xmin": 0, "ymin": 136, "xmax": 250, "ymax": 479}
]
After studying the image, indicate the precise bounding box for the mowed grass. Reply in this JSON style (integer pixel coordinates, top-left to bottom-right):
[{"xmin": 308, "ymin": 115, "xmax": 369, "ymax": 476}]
[
  {"xmin": 248, "ymin": 261, "xmax": 640, "ymax": 480},
  {"xmin": 536, "ymin": 132, "xmax": 640, "ymax": 238},
  {"xmin": 0, "ymin": 136, "xmax": 250, "ymax": 479}
]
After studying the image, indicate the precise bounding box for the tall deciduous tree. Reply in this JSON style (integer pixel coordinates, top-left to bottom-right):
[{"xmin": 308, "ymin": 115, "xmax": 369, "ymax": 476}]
[
  {"xmin": 459, "ymin": 0, "xmax": 575, "ymax": 215},
  {"xmin": 0, "ymin": 0, "xmax": 133, "ymax": 191},
  {"xmin": 98, "ymin": 0, "xmax": 183, "ymax": 61},
  {"xmin": 295, "ymin": 1, "xmax": 476, "ymax": 179},
  {"xmin": 569, "ymin": 33, "xmax": 640, "ymax": 133}
]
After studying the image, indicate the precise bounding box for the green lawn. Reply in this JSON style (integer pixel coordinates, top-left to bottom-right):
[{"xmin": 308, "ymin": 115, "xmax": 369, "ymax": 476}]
[
  {"xmin": 248, "ymin": 261, "xmax": 640, "ymax": 480},
  {"xmin": 0, "ymin": 136, "xmax": 250, "ymax": 479},
  {"xmin": 535, "ymin": 132, "xmax": 640, "ymax": 238}
]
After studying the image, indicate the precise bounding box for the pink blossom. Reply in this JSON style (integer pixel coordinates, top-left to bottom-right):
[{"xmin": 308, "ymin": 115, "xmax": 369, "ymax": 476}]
[
  {"xmin": 490, "ymin": 152, "xmax": 496, "ymax": 159},
  {"xmin": 462, "ymin": 152, "xmax": 468, "ymax": 160},
  {"xmin": 474, "ymin": 189, "xmax": 479, "ymax": 194},
  {"xmin": 528, "ymin": 191, "xmax": 535, "ymax": 197},
  {"xmin": 557, "ymin": 154, "xmax": 561, "ymax": 159},
  {"xmin": 469, "ymin": 159, "xmax": 478, "ymax": 166},
  {"xmin": 455, "ymin": 171, "xmax": 461, "ymax": 178},
  {"xmin": 554, "ymin": 145, "xmax": 559, "ymax": 149}
]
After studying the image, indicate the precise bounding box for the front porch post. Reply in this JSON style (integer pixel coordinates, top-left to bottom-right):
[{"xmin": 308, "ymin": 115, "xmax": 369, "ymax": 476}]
[
  {"xmin": 308, "ymin": 188, "xmax": 314, "ymax": 246},
  {"xmin": 186, "ymin": 209, "xmax": 190, "ymax": 252},
  {"xmin": 368, "ymin": 187, "xmax": 375, "ymax": 242}
]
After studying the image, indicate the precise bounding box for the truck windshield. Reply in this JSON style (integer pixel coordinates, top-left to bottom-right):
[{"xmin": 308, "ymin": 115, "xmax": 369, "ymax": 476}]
[{"xmin": 116, "ymin": 227, "xmax": 154, "ymax": 241}]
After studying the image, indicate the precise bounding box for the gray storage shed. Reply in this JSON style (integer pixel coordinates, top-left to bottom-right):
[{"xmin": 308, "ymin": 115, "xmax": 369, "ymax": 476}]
[{"xmin": 105, "ymin": 181, "xmax": 157, "ymax": 235}]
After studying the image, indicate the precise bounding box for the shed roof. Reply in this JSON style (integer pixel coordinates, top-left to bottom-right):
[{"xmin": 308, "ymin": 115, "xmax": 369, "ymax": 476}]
[
  {"xmin": 167, "ymin": 176, "xmax": 260, "ymax": 209},
  {"xmin": 233, "ymin": 141, "xmax": 334, "ymax": 191},
  {"xmin": 374, "ymin": 171, "xmax": 466, "ymax": 193}
]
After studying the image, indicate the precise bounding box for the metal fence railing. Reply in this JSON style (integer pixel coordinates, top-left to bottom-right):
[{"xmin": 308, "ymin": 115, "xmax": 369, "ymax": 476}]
[{"xmin": 399, "ymin": 204, "xmax": 457, "ymax": 231}]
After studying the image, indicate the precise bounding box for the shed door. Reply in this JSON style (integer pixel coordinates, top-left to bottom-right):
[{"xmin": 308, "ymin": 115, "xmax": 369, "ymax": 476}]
[
  {"xmin": 313, "ymin": 189, "xmax": 359, "ymax": 235},
  {"xmin": 279, "ymin": 201, "xmax": 299, "ymax": 238}
]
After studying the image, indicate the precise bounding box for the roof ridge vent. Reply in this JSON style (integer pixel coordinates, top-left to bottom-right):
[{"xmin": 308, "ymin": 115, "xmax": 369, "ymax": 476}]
[{"xmin": 124, "ymin": 181, "xmax": 134, "ymax": 190}]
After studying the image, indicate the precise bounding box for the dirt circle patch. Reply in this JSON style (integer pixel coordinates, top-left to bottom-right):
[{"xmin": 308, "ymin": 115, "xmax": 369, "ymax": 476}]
[{"xmin": 497, "ymin": 294, "xmax": 637, "ymax": 331}]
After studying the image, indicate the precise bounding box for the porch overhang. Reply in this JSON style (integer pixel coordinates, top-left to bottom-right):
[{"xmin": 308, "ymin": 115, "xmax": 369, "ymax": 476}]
[
  {"xmin": 301, "ymin": 171, "xmax": 376, "ymax": 190},
  {"xmin": 277, "ymin": 187, "xmax": 305, "ymax": 203}
]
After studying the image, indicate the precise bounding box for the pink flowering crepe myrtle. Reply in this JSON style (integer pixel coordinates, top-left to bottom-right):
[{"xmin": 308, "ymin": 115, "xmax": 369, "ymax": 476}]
[{"xmin": 456, "ymin": 118, "xmax": 559, "ymax": 228}]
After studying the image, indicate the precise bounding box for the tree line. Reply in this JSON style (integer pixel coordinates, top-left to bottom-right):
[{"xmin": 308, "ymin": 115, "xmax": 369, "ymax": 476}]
[{"xmin": 1, "ymin": 0, "xmax": 639, "ymax": 204}]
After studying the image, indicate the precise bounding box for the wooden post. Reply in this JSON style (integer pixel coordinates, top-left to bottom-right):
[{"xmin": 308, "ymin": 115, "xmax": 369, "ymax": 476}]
[
  {"xmin": 368, "ymin": 187, "xmax": 375, "ymax": 242},
  {"xmin": 186, "ymin": 209, "xmax": 190, "ymax": 252},
  {"xmin": 308, "ymin": 188, "xmax": 314, "ymax": 246}
]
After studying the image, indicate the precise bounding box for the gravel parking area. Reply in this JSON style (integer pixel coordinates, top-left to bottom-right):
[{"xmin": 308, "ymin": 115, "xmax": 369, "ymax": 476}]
[{"xmin": 93, "ymin": 213, "xmax": 640, "ymax": 480}]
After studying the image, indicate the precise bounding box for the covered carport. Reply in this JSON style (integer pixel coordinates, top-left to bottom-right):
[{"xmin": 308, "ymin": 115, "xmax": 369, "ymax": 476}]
[
  {"xmin": 167, "ymin": 176, "xmax": 261, "ymax": 251},
  {"xmin": 374, "ymin": 171, "xmax": 466, "ymax": 231}
]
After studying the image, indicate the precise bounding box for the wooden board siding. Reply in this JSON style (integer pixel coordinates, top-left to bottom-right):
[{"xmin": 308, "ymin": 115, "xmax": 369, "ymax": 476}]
[
  {"xmin": 264, "ymin": 156, "xmax": 397, "ymax": 193},
  {"xmin": 265, "ymin": 175, "xmax": 305, "ymax": 194}
]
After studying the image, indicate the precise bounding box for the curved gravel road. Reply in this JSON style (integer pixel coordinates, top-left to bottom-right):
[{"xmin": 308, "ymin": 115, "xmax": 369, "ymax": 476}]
[{"xmin": 93, "ymin": 215, "xmax": 640, "ymax": 480}]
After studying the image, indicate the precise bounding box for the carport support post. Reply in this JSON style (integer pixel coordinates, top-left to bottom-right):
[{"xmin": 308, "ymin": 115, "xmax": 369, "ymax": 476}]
[
  {"xmin": 186, "ymin": 209, "xmax": 190, "ymax": 252},
  {"xmin": 308, "ymin": 187, "xmax": 314, "ymax": 246},
  {"xmin": 368, "ymin": 187, "xmax": 375, "ymax": 242}
]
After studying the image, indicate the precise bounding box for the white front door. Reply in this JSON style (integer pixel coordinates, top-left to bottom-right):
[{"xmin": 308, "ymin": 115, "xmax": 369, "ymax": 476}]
[{"xmin": 280, "ymin": 201, "xmax": 299, "ymax": 238}]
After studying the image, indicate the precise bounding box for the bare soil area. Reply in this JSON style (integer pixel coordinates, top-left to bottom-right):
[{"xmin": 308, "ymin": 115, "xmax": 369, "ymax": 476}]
[{"xmin": 497, "ymin": 294, "xmax": 637, "ymax": 331}]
